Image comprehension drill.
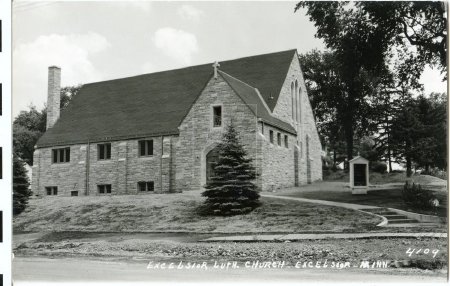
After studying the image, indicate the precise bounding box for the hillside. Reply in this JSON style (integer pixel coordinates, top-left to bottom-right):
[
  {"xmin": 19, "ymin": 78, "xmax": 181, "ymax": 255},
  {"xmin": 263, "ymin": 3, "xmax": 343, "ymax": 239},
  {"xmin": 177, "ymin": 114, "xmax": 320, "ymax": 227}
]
[{"xmin": 13, "ymin": 191, "xmax": 381, "ymax": 233}]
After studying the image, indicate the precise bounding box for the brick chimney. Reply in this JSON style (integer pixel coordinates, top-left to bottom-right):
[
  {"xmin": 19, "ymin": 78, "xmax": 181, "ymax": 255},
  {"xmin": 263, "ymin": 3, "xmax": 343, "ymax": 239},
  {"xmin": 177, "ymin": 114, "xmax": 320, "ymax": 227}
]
[{"xmin": 46, "ymin": 66, "xmax": 61, "ymax": 129}]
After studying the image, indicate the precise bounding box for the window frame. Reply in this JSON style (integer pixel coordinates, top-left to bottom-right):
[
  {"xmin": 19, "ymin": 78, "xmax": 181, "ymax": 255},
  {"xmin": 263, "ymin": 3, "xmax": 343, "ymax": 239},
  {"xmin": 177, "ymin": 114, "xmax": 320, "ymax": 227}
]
[
  {"xmin": 269, "ymin": 130, "xmax": 274, "ymax": 144},
  {"xmin": 45, "ymin": 186, "xmax": 58, "ymax": 196},
  {"xmin": 97, "ymin": 184, "xmax": 112, "ymax": 194},
  {"xmin": 284, "ymin": 135, "xmax": 289, "ymax": 148},
  {"xmin": 97, "ymin": 143, "xmax": 112, "ymax": 160},
  {"xmin": 212, "ymin": 105, "xmax": 222, "ymax": 128},
  {"xmin": 138, "ymin": 140, "xmax": 154, "ymax": 157},
  {"xmin": 52, "ymin": 147, "xmax": 70, "ymax": 163},
  {"xmin": 138, "ymin": 181, "xmax": 155, "ymax": 192},
  {"xmin": 277, "ymin": 132, "xmax": 281, "ymax": 146}
]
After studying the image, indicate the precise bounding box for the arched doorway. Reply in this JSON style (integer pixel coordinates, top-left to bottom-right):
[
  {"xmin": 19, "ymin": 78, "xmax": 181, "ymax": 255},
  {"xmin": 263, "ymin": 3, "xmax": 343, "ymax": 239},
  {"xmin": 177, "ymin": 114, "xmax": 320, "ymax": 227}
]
[{"xmin": 206, "ymin": 146, "xmax": 220, "ymax": 184}]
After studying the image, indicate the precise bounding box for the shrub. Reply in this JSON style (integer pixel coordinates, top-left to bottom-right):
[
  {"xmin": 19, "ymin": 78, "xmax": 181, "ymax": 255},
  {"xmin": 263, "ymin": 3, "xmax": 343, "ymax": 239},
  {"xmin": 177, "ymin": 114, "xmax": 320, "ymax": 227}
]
[
  {"xmin": 370, "ymin": 161, "xmax": 387, "ymax": 173},
  {"xmin": 402, "ymin": 182, "xmax": 438, "ymax": 210},
  {"xmin": 423, "ymin": 168, "xmax": 448, "ymax": 180}
]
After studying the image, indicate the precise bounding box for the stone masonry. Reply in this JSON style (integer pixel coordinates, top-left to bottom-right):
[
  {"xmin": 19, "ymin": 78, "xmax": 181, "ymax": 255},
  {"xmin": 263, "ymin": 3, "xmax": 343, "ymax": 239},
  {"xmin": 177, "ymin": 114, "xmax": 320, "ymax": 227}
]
[{"xmin": 32, "ymin": 50, "xmax": 323, "ymax": 196}]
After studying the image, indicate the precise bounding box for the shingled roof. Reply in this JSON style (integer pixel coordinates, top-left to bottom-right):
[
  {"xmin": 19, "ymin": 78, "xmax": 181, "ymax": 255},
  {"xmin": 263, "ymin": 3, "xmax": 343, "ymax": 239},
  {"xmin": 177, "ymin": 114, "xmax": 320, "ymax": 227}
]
[
  {"xmin": 37, "ymin": 49, "xmax": 297, "ymax": 147},
  {"xmin": 219, "ymin": 71, "xmax": 296, "ymax": 135}
]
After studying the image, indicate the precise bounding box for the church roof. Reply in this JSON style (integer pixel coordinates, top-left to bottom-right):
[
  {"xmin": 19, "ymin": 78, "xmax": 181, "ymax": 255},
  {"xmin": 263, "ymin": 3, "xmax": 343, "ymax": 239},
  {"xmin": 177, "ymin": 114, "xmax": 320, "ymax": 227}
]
[
  {"xmin": 36, "ymin": 49, "xmax": 297, "ymax": 147},
  {"xmin": 219, "ymin": 71, "xmax": 296, "ymax": 135}
]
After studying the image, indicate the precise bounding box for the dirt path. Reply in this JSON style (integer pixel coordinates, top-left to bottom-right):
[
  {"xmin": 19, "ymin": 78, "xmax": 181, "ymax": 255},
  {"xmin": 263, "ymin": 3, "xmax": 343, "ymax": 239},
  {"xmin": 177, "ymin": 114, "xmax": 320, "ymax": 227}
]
[{"xmin": 13, "ymin": 257, "xmax": 446, "ymax": 282}]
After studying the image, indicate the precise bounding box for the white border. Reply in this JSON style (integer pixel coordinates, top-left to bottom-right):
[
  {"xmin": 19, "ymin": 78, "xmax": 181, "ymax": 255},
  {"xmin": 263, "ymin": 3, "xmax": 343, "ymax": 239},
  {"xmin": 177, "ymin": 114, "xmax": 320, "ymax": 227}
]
[{"xmin": 0, "ymin": 0, "xmax": 12, "ymax": 284}]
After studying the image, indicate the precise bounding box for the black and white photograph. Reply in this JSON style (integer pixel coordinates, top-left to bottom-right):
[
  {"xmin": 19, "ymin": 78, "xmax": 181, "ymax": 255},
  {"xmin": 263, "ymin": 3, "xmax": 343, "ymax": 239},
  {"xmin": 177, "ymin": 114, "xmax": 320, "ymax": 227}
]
[{"xmin": 7, "ymin": 0, "xmax": 448, "ymax": 284}]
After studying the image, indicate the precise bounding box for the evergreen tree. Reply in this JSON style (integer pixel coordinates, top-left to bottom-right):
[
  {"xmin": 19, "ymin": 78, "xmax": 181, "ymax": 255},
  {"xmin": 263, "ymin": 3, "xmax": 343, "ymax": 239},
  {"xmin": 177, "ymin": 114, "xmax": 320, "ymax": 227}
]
[
  {"xmin": 13, "ymin": 154, "xmax": 32, "ymax": 215},
  {"xmin": 201, "ymin": 124, "xmax": 260, "ymax": 216}
]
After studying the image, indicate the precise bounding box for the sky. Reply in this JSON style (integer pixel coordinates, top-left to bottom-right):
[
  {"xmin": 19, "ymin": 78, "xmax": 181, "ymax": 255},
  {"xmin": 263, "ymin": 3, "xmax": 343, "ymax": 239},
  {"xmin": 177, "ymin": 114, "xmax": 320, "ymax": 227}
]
[{"xmin": 12, "ymin": 1, "xmax": 447, "ymax": 117}]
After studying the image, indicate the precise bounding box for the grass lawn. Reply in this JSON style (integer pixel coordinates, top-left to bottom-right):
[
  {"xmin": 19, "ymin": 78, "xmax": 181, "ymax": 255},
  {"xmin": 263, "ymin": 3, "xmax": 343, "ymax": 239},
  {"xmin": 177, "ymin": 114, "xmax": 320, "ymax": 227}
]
[
  {"xmin": 13, "ymin": 192, "xmax": 382, "ymax": 234},
  {"xmin": 324, "ymin": 171, "xmax": 446, "ymax": 186},
  {"xmin": 277, "ymin": 188, "xmax": 447, "ymax": 218}
]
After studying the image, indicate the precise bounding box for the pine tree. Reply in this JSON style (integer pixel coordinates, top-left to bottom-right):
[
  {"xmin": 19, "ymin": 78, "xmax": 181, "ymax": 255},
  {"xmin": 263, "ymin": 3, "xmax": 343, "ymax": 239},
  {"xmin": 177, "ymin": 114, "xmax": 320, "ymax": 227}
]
[
  {"xmin": 13, "ymin": 154, "xmax": 32, "ymax": 215},
  {"xmin": 201, "ymin": 124, "xmax": 260, "ymax": 216}
]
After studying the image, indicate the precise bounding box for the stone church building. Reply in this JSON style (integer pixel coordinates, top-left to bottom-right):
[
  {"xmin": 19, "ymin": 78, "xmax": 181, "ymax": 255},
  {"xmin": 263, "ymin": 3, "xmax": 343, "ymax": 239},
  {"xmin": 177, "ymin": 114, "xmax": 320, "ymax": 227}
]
[{"xmin": 32, "ymin": 49, "xmax": 322, "ymax": 196}]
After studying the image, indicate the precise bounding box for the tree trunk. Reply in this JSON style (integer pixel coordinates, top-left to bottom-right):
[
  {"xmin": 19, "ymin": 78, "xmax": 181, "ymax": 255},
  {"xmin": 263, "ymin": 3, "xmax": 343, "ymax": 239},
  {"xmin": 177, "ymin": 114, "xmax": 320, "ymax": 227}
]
[
  {"xmin": 386, "ymin": 116, "xmax": 392, "ymax": 172},
  {"xmin": 344, "ymin": 120, "xmax": 354, "ymax": 170},
  {"xmin": 333, "ymin": 149, "xmax": 337, "ymax": 171},
  {"xmin": 406, "ymin": 156, "xmax": 412, "ymax": 177}
]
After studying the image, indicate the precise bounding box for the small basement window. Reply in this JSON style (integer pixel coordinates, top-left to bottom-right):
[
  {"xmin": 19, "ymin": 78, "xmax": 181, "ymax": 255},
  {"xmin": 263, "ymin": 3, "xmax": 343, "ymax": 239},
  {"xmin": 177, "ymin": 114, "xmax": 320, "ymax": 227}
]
[
  {"xmin": 45, "ymin": 186, "xmax": 58, "ymax": 196},
  {"xmin": 139, "ymin": 140, "xmax": 153, "ymax": 156},
  {"xmin": 277, "ymin": 133, "xmax": 281, "ymax": 146},
  {"xmin": 97, "ymin": 143, "xmax": 111, "ymax": 160},
  {"xmin": 138, "ymin": 181, "xmax": 155, "ymax": 192},
  {"xmin": 98, "ymin": 184, "xmax": 112, "ymax": 194},
  {"xmin": 52, "ymin": 147, "xmax": 70, "ymax": 163},
  {"xmin": 269, "ymin": 130, "xmax": 274, "ymax": 144},
  {"xmin": 213, "ymin": 106, "xmax": 222, "ymax": 127},
  {"xmin": 284, "ymin": 135, "xmax": 289, "ymax": 148},
  {"xmin": 71, "ymin": 191, "xmax": 78, "ymax": 196}
]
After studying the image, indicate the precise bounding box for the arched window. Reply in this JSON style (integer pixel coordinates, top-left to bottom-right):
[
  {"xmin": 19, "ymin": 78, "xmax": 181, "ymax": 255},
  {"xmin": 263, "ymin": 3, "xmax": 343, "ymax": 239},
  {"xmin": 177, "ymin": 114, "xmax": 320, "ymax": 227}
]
[
  {"xmin": 297, "ymin": 81, "xmax": 301, "ymax": 123},
  {"xmin": 295, "ymin": 80, "xmax": 299, "ymax": 122},
  {"xmin": 291, "ymin": 82, "xmax": 295, "ymax": 121}
]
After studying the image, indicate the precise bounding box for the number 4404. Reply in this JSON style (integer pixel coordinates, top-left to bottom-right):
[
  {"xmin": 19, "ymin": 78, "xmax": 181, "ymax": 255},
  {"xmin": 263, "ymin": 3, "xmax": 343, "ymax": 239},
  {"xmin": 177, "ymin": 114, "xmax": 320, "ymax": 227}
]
[{"xmin": 406, "ymin": 248, "xmax": 439, "ymax": 258}]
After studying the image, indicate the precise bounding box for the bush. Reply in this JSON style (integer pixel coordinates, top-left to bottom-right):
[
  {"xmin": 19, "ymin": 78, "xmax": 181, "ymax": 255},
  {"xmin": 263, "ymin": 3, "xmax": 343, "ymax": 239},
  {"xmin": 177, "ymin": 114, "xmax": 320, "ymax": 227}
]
[
  {"xmin": 371, "ymin": 161, "xmax": 387, "ymax": 173},
  {"xmin": 402, "ymin": 182, "xmax": 438, "ymax": 210},
  {"xmin": 422, "ymin": 168, "xmax": 447, "ymax": 180}
]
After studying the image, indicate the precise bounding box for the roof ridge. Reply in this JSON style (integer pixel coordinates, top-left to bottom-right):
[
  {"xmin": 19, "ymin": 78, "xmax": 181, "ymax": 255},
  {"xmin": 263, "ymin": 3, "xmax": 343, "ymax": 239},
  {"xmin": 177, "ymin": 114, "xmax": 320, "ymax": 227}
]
[
  {"xmin": 218, "ymin": 70, "xmax": 272, "ymax": 114},
  {"xmin": 83, "ymin": 49, "xmax": 298, "ymax": 87}
]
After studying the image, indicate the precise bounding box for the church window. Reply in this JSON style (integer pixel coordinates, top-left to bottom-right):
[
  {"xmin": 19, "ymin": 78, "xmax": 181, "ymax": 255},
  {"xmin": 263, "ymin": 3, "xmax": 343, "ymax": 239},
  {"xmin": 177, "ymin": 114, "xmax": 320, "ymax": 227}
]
[
  {"xmin": 277, "ymin": 133, "xmax": 281, "ymax": 146},
  {"xmin": 295, "ymin": 80, "xmax": 299, "ymax": 122},
  {"xmin": 298, "ymin": 84, "xmax": 302, "ymax": 123},
  {"xmin": 213, "ymin": 105, "xmax": 222, "ymax": 127},
  {"xmin": 291, "ymin": 82, "xmax": 295, "ymax": 120},
  {"xmin": 285, "ymin": 135, "xmax": 289, "ymax": 148},
  {"xmin": 45, "ymin": 186, "xmax": 58, "ymax": 195},
  {"xmin": 98, "ymin": 184, "xmax": 112, "ymax": 194},
  {"xmin": 269, "ymin": 130, "xmax": 274, "ymax": 144},
  {"xmin": 139, "ymin": 140, "xmax": 153, "ymax": 156},
  {"xmin": 97, "ymin": 143, "xmax": 111, "ymax": 160},
  {"xmin": 138, "ymin": 181, "xmax": 155, "ymax": 192},
  {"xmin": 52, "ymin": 147, "xmax": 70, "ymax": 163}
]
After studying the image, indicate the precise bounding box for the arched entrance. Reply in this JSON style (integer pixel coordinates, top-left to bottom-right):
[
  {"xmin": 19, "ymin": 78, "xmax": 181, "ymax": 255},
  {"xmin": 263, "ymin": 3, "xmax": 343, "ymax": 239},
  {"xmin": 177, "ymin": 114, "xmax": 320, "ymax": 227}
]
[{"xmin": 206, "ymin": 146, "xmax": 220, "ymax": 184}]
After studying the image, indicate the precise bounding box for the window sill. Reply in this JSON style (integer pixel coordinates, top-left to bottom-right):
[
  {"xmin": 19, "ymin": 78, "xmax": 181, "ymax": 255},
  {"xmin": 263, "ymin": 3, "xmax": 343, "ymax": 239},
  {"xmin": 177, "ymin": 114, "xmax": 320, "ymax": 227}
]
[
  {"xmin": 138, "ymin": 155, "xmax": 155, "ymax": 159},
  {"xmin": 51, "ymin": 162, "xmax": 70, "ymax": 165}
]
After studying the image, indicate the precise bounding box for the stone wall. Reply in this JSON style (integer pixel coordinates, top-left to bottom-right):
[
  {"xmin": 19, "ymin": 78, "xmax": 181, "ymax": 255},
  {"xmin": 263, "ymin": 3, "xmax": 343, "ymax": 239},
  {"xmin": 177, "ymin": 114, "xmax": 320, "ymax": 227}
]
[
  {"xmin": 176, "ymin": 74, "xmax": 260, "ymax": 192},
  {"xmin": 258, "ymin": 122, "xmax": 296, "ymax": 191},
  {"xmin": 272, "ymin": 52, "xmax": 323, "ymax": 184},
  {"xmin": 32, "ymin": 135, "xmax": 176, "ymax": 196}
]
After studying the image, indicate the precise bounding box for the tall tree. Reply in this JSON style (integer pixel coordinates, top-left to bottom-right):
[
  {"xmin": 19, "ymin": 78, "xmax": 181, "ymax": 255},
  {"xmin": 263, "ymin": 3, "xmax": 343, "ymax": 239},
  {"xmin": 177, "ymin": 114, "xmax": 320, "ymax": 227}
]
[
  {"xmin": 13, "ymin": 85, "xmax": 82, "ymax": 165},
  {"xmin": 13, "ymin": 154, "xmax": 32, "ymax": 215},
  {"xmin": 361, "ymin": 1, "xmax": 447, "ymax": 77},
  {"xmin": 390, "ymin": 93, "xmax": 447, "ymax": 176},
  {"xmin": 201, "ymin": 124, "xmax": 260, "ymax": 216},
  {"xmin": 294, "ymin": 1, "xmax": 391, "ymax": 162}
]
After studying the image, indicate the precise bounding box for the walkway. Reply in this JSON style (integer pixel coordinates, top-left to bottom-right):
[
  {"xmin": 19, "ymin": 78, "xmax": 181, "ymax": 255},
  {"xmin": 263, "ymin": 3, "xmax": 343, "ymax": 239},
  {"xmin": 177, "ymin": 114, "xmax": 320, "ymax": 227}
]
[
  {"xmin": 202, "ymin": 232, "xmax": 447, "ymax": 242},
  {"xmin": 261, "ymin": 193, "xmax": 444, "ymax": 226}
]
